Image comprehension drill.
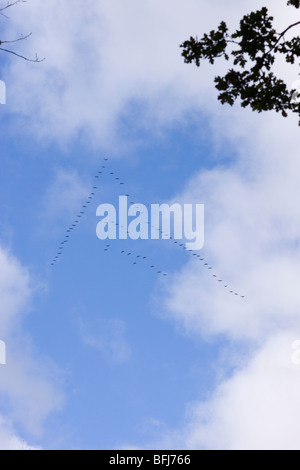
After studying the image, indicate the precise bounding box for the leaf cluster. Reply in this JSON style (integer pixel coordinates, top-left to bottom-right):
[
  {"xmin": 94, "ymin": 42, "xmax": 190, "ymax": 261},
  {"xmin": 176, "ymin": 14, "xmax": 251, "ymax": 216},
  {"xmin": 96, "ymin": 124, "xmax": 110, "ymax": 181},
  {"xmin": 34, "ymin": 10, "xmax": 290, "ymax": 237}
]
[{"xmin": 181, "ymin": 1, "xmax": 300, "ymax": 123}]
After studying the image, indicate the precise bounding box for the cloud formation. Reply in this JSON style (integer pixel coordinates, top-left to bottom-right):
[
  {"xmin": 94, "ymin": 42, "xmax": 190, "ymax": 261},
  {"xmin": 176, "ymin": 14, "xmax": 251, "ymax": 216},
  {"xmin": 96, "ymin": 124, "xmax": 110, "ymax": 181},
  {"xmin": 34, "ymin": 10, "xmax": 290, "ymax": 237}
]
[
  {"xmin": 79, "ymin": 316, "xmax": 132, "ymax": 364},
  {"xmin": 154, "ymin": 332, "xmax": 300, "ymax": 450},
  {"xmin": 158, "ymin": 72, "xmax": 300, "ymax": 449},
  {"xmin": 0, "ymin": 415, "xmax": 38, "ymax": 450},
  {"xmin": 0, "ymin": 244, "xmax": 63, "ymax": 446},
  {"xmin": 1, "ymin": 0, "xmax": 299, "ymax": 450},
  {"xmin": 4, "ymin": 0, "xmax": 294, "ymax": 149}
]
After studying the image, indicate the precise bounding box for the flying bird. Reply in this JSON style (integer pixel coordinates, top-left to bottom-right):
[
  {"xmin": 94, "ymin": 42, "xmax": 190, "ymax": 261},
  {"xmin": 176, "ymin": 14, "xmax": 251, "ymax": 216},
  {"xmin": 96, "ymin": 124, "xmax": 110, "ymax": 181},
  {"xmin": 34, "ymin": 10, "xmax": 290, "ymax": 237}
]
[{"xmin": 49, "ymin": 158, "xmax": 243, "ymax": 296}]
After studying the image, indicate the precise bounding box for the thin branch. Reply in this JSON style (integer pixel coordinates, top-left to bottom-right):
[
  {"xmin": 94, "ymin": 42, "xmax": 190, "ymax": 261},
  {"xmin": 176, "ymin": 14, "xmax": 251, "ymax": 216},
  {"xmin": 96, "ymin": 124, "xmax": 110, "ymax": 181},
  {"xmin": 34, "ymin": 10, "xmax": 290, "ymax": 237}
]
[
  {"xmin": 0, "ymin": 46, "xmax": 45, "ymax": 62},
  {"xmin": 0, "ymin": 32, "xmax": 32, "ymax": 44},
  {"xmin": 0, "ymin": 0, "xmax": 25, "ymax": 13},
  {"xmin": 269, "ymin": 20, "xmax": 300, "ymax": 53},
  {"xmin": 227, "ymin": 39, "xmax": 241, "ymax": 46},
  {"xmin": 0, "ymin": 0, "xmax": 45, "ymax": 63},
  {"xmin": 0, "ymin": 0, "xmax": 25, "ymax": 18},
  {"xmin": 227, "ymin": 22, "xmax": 300, "ymax": 58}
]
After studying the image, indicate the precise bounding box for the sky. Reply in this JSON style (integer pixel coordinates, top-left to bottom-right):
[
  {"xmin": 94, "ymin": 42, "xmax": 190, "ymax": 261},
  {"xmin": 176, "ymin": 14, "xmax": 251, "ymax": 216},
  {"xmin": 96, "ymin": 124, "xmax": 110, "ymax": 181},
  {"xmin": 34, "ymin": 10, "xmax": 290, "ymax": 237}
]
[{"xmin": 0, "ymin": 0, "xmax": 300, "ymax": 450}]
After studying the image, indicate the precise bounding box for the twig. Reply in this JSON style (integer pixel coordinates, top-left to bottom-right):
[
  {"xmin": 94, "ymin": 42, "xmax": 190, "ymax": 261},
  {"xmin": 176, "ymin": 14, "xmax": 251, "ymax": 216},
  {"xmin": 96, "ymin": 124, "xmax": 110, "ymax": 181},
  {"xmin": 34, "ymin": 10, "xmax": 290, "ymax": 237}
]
[
  {"xmin": 269, "ymin": 21, "xmax": 300, "ymax": 54},
  {"xmin": 0, "ymin": 46, "xmax": 45, "ymax": 62},
  {"xmin": 0, "ymin": 0, "xmax": 26, "ymax": 13},
  {"xmin": 0, "ymin": 32, "xmax": 32, "ymax": 44}
]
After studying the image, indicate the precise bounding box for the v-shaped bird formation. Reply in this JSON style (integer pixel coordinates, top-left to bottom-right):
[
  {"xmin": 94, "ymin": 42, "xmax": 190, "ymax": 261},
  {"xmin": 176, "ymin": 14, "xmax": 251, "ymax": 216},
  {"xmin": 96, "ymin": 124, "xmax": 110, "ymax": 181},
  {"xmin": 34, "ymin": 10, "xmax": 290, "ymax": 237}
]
[{"xmin": 50, "ymin": 158, "xmax": 245, "ymax": 298}]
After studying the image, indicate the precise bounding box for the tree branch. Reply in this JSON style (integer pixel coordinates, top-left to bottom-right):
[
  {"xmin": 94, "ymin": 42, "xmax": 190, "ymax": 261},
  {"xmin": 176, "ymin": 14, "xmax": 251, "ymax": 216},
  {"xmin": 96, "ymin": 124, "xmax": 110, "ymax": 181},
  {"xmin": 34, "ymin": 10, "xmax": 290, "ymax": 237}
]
[
  {"xmin": 0, "ymin": 32, "xmax": 32, "ymax": 44},
  {"xmin": 0, "ymin": 2, "xmax": 45, "ymax": 63},
  {"xmin": 270, "ymin": 21, "xmax": 300, "ymax": 53},
  {"xmin": 0, "ymin": 46, "xmax": 44, "ymax": 62},
  {"xmin": 0, "ymin": 0, "xmax": 25, "ymax": 18},
  {"xmin": 0, "ymin": 0, "xmax": 25, "ymax": 12}
]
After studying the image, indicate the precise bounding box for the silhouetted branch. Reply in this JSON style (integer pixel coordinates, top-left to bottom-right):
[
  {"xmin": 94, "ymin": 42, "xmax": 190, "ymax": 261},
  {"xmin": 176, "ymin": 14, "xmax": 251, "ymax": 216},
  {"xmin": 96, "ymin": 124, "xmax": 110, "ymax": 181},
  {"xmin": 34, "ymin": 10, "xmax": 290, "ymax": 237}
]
[
  {"xmin": 0, "ymin": 0, "xmax": 26, "ymax": 18},
  {"xmin": 0, "ymin": 46, "xmax": 44, "ymax": 62},
  {"xmin": 0, "ymin": 32, "xmax": 32, "ymax": 44},
  {"xmin": 180, "ymin": 4, "xmax": 300, "ymax": 124},
  {"xmin": 0, "ymin": 1, "xmax": 45, "ymax": 63}
]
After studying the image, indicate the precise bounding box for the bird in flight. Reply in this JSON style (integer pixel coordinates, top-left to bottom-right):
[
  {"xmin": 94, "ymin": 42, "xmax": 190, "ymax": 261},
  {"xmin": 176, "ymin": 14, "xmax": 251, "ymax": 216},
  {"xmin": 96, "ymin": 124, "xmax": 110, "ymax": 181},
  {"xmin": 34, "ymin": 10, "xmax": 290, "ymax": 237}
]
[{"xmin": 48, "ymin": 156, "xmax": 245, "ymax": 298}]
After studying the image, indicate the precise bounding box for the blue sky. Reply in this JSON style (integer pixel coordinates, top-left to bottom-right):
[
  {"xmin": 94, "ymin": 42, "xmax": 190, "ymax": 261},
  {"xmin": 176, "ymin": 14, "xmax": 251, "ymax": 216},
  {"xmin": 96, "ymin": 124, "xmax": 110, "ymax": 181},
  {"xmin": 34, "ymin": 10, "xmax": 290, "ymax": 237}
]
[
  {"xmin": 0, "ymin": 0, "xmax": 300, "ymax": 450},
  {"xmin": 1, "ymin": 105, "xmax": 224, "ymax": 449}
]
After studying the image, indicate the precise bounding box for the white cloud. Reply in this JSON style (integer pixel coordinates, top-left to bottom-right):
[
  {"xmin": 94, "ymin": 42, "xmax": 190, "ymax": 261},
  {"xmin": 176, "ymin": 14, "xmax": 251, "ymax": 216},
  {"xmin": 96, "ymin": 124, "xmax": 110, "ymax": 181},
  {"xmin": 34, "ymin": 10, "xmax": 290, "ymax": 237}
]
[
  {"xmin": 164, "ymin": 111, "xmax": 300, "ymax": 341},
  {"xmin": 0, "ymin": 243, "xmax": 63, "ymax": 447},
  {"xmin": 0, "ymin": 246, "xmax": 31, "ymax": 337},
  {"xmin": 0, "ymin": 415, "xmax": 39, "ymax": 450},
  {"xmin": 79, "ymin": 316, "xmax": 132, "ymax": 364},
  {"xmin": 1, "ymin": 0, "xmax": 299, "ymax": 450},
  {"xmin": 41, "ymin": 167, "xmax": 90, "ymax": 236},
  {"xmin": 3, "ymin": 0, "xmax": 296, "ymax": 149},
  {"xmin": 157, "ymin": 332, "xmax": 300, "ymax": 450},
  {"xmin": 156, "ymin": 54, "xmax": 300, "ymax": 449},
  {"xmin": 45, "ymin": 168, "xmax": 88, "ymax": 217}
]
